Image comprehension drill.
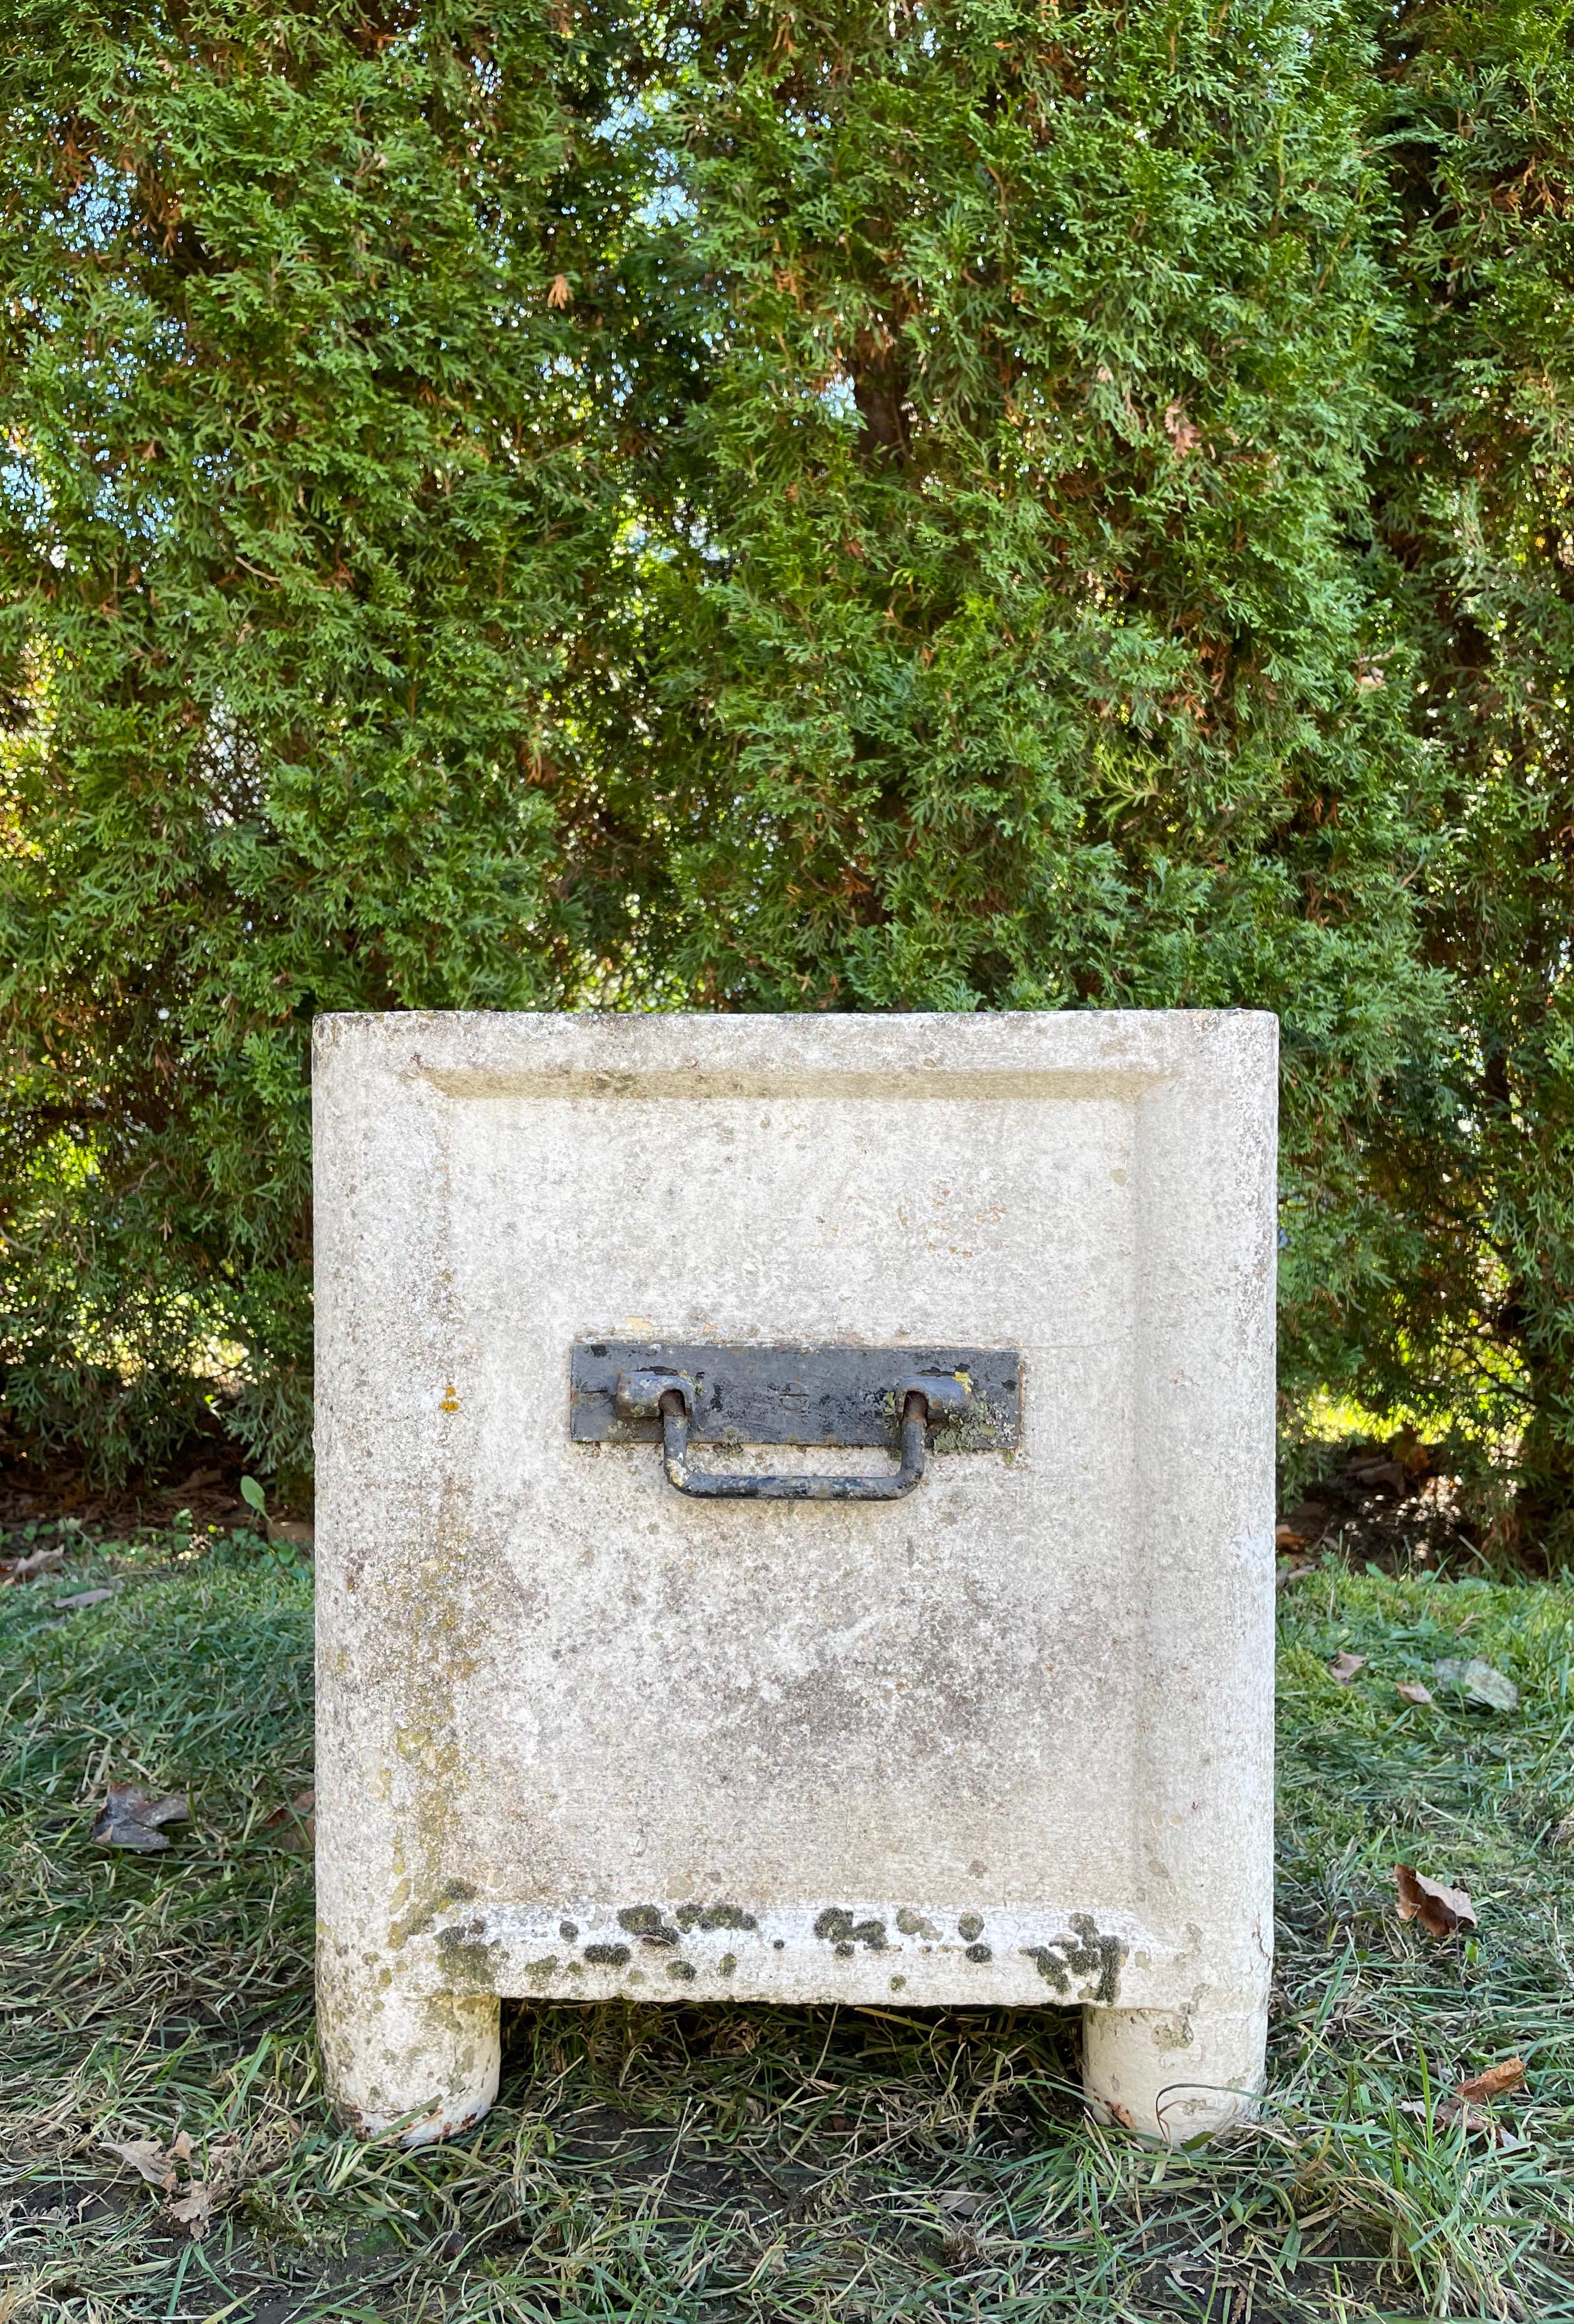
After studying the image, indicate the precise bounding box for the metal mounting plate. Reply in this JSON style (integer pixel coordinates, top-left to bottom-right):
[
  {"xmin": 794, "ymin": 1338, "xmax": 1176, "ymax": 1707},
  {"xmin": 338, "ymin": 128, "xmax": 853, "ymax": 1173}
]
[{"xmin": 569, "ymin": 1342, "xmax": 1022, "ymax": 1452}]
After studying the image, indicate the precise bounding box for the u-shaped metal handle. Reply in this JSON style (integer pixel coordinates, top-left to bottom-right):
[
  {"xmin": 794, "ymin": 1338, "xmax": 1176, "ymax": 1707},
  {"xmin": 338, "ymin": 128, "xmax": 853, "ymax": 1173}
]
[
  {"xmin": 660, "ymin": 1384, "xmax": 928, "ymax": 1500},
  {"xmin": 614, "ymin": 1371, "xmax": 966, "ymax": 1501}
]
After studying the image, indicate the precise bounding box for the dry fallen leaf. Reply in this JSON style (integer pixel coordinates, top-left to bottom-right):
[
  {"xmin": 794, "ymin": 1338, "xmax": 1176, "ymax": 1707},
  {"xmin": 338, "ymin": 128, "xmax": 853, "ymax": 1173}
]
[
  {"xmin": 90, "ymin": 1783, "xmax": 190, "ymax": 1853},
  {"xmin": 1396, "ymin": 1680, "xmax": 1435, "ymax": 1707},
  {"xmin": 260, "ymin": 1787, "xmax": 316, "ymax": 1855},
  {"xmin": 1456, "ymin": 2056, "xmax": 1526, "ymax": 2104},
  {"xmin": 1328, "ymin": 1651, "xmax": 1367, "ymax": 1685},
  {"xmin": 1163, "ymin": 398, "xmax": 1201, "ymax": 454},
  {"xmin": 1549, "ymin": 1817, "xmax": 1574, "ymax": 1850},
  {"xmin": 167, "ymin": 2182, "xmax": 212, "ymax": 2236},
  {"xmin": 103, "ymin": 2137, "xmax": 179, "ymax": 2191},
  {"xmin": 2, "ymin": 1545, "xmax": 66, "ymax": 1584},
  {"xmin": 102, "ymin": 2129, "xmax": 226, "ymax": 2237},
  {"xmin": 1276, "ymin": 1562, "xmax": 1312, "ymax": 1591},
  {"xmin": 52, "ymin": 1586, "xmax": 120, "ymax": 1611},
  {"xmin": 1433, "ymin": 1657, "xmax": 1519, "ymax": 1713},
  {"xmin": 1395, "ymin": 1863, "xmax": 1477, "ymax": 1938},
  {"xmin": 1275, "ymin": 1522, "xmax": 1307, "ymax": 1550}
]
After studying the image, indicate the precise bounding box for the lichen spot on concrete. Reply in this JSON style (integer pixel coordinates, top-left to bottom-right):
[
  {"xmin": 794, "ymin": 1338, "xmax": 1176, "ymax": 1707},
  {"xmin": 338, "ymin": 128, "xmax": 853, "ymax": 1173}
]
[
  {"xmin": 583, "ymin": 1942, "xmax": 631, "ymax": 1968},
  {"xmin": 667, "ymin": 1959, "xmax": 697, "ymax": 1982},
  {"xmin": 957, "ymin": 1913, "xmax": 984, "ymax": 1941},
  {"xmin": 1021, "ymin": 1946, "xmax": 1070, "ymax": 1994},
  {"xmin": 618, "ymin": 1904, "xmax": 681, "ymax": 1946},
  {"xmin": 813, "ymin": 1908, "xmax": 888, "ymax": 1952},
  {"xmin": 1150, "ymin": 2013, "xmax": 1194, "ymax": 2053},
  {"xmin": 436, "ymin": 1922, "xmax": 504, "ymax": 1992},
  {"xmin": 676, "ymin": 1901, "xmax": 759, "ymax": 1933},
  {"xmin": 1020, "ymin": 1920, "xmax": 1125, "ymax": 2005}
]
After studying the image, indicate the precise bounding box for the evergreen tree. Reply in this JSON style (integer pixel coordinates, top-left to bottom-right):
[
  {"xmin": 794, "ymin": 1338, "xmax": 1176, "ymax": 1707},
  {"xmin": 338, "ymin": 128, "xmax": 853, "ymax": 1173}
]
[
  {"xmin": 662, "ymin": 0, "xmax": 1446, "ymax": 1454},
  {"xmin": 5, "ymin": 0, "xmax": 1573, "ymax": 1540},
  {"xmin": 1365, "ymin": 0, "xmax": 1574, "ymax": 1554},
  {"xmin": 1, "ymin": 0, "xmax": 702, "ymax": 1483}
]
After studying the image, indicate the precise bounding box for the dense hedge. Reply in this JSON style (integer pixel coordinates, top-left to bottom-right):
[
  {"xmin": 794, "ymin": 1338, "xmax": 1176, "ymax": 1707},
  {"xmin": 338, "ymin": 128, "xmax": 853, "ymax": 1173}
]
[{"xmin": 3, "ymin": 1, "xmax": 1572, "ymax": 1535}]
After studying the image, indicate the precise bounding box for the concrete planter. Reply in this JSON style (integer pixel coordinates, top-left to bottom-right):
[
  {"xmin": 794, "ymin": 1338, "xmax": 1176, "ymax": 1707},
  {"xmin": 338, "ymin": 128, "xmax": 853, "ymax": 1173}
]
[{"xmin": 314, "ymin": 1010, "xmax": 1276, "ymax": 2144}]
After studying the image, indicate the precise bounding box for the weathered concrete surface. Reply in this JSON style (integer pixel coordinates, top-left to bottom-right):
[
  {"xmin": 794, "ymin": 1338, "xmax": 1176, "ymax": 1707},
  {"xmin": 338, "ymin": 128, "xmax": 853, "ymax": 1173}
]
[{"xmin": 314, "ymin": 1010, "xmax": 1277, "ymax": 2143}]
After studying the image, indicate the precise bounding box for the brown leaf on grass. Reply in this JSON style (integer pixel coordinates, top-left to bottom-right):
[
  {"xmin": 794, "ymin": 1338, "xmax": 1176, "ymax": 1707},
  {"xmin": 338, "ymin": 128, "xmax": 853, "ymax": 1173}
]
[
  {"xmin": 102, "ymin": 2129, "xmax": 226, "ymax": 2237},
  {"xmin": 1395, "ymin": 1863, "xmax": 1477, "ymax": 1937},
  {"xmin": 90, "ymin": 1783, "xmax": 190, "ymax": 1853},
  {"xmin": 1396, "ymin": 1680, "xmax": 1435, "ymax": 1706},
  {"xmin": 1328, "ymin": 1651, "xmax": 1367, "ymax": 1684},
  {"xmin": 260, "ymin": 1787, "xmax": 316, "ymax": 1855},
  {"xmin": 1550, "ymin": 1817, "xmax": 1574, "ymax": 1849},
  {"xmin": 1456, "ymin": 2056, "xmax": 1526, "ymax": 2103},
  {"xmin": 1275, "ymin": 1522, "xmax": 1307, "ymax": 1550},
  {"xmin": 1, "ymin": 1545, "xmax": 66, "ymax": 1584},
  {"xmin": 52, "ymin": 1586, "xmax": 120, "ymax": 1611},
  {"xmin": 103, "ymin": 2137, "xmax": 178, "ymax": 2190},
  {"xmin": 167, "ymin": 2181, "xmax": 212, "ymax": 2236},
  {"xmin": 1275, "ymin": 1562, "xmax": 1313, "ymax": 1590}
]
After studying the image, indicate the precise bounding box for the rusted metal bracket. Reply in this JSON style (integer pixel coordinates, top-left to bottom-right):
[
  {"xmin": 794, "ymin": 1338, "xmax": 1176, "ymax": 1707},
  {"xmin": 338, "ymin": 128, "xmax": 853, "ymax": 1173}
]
[{"xmin": 570, "ymin": 1342, "xmax": 1021, "ymax": 1501}]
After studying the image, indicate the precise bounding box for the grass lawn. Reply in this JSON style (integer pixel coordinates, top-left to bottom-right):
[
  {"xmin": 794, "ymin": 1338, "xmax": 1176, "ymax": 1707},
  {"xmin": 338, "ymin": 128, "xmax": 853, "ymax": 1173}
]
[{"xmin": 2, "ymin": 1528, "xmax": 1573, "ymax": 2323}]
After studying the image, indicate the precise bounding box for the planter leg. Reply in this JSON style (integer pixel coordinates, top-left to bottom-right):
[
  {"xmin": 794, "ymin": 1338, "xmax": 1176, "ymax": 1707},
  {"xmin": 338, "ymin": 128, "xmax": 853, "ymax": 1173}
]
[
  {"xmin": 318, "ymin": 1965, "xmax": 499, "ymax": 2146},
  {"xmin": 1082, "ymin": 1996, "xmax": 1265, "ymax": 2143}
]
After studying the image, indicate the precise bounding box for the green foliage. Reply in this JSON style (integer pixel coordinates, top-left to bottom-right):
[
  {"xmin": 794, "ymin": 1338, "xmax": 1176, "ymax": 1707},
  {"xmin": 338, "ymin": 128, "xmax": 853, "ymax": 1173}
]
[
  {"xmin": 664, "ymin": 0, "xmax": 1445, "ymax": 1460},
  {"xmin": 1359, "ymin": 0, "xmax": 1574, "ymax": 1546},
  {"xmin": 1, "ymin": 0, "xmax": 700, "ymax": 1482},
  {"xmin": 2, "ymin": 0, "xmax": 1573, "ymax": 1511}
]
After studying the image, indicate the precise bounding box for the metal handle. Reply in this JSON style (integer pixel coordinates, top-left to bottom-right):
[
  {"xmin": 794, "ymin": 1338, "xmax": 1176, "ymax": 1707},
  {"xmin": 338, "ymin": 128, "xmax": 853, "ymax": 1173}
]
[{"xmin": 615, "ymin": 1371, "xmax": 967, "ymax": 1502}]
